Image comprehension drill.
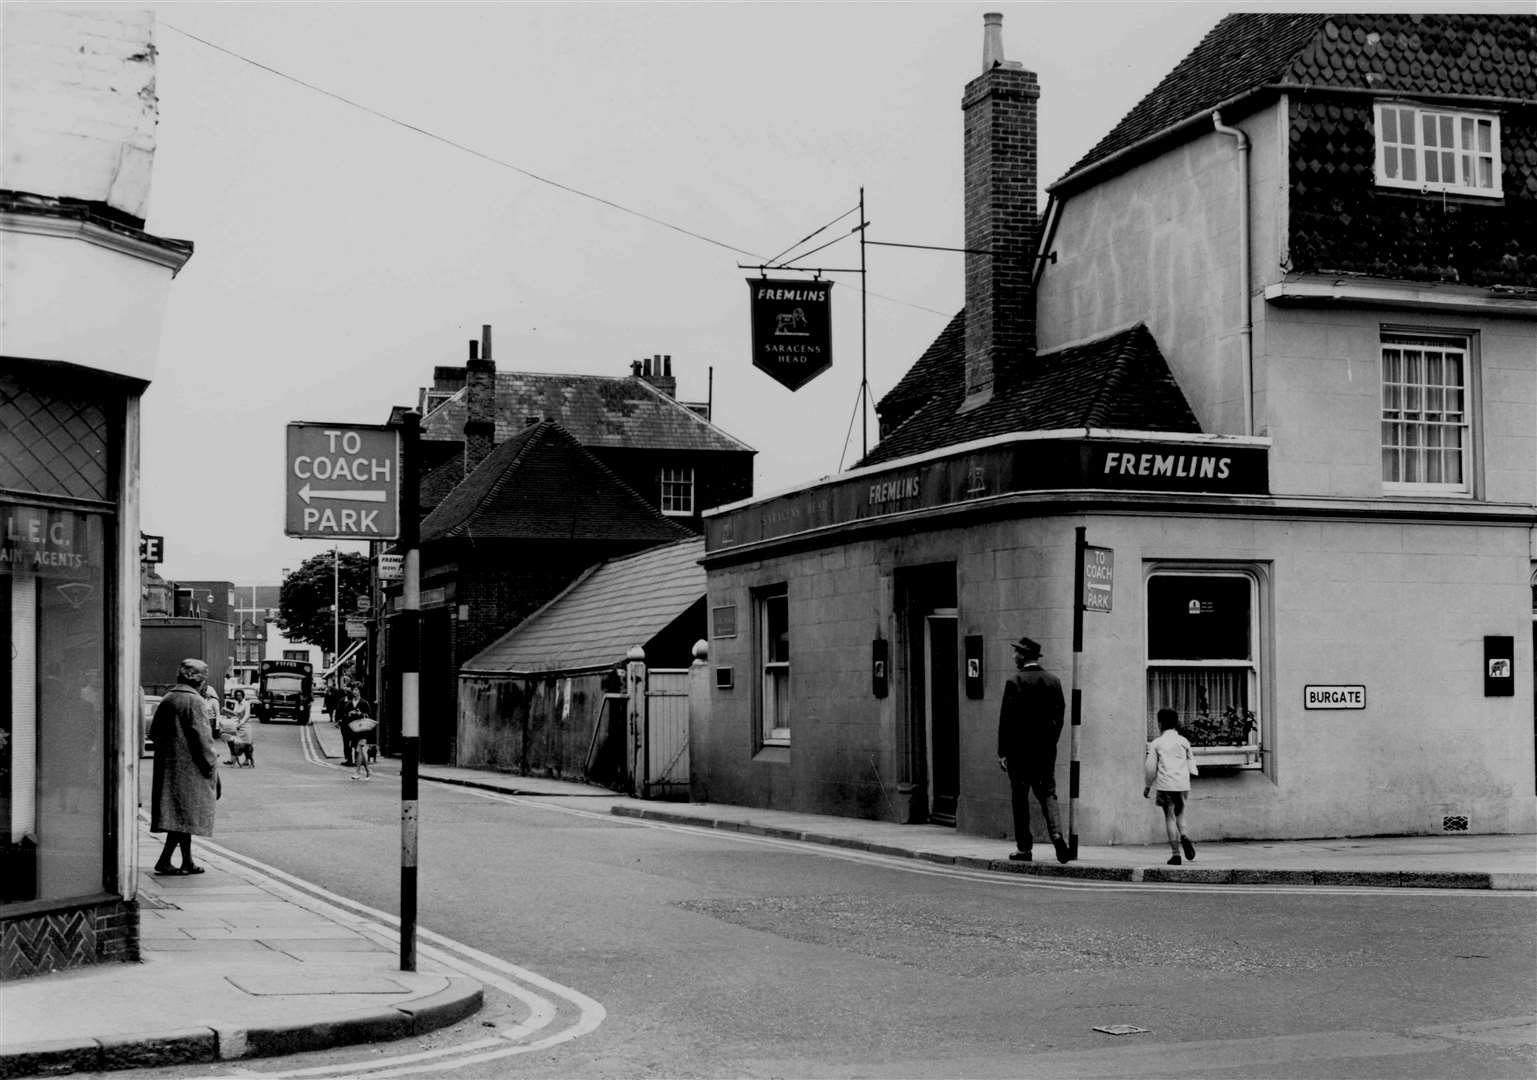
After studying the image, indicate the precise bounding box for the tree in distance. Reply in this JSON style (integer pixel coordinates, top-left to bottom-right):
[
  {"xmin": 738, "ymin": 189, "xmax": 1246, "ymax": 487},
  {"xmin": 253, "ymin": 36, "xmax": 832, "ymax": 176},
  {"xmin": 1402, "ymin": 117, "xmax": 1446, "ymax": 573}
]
[{"xmin": 277, "ymin": 551, "xmax": 372, "ymax": 653}]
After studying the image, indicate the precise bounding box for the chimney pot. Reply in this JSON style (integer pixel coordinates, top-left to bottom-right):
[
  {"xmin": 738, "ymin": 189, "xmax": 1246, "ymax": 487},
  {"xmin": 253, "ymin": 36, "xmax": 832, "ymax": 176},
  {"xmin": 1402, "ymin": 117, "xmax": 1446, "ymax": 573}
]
[
  {"xmin": 481, "ymin": 324, "xmax": 492, "ymax": 361},
  {"xmin": 664, "ymin": 355, "xmax": 672, "ymax": 376},
  {"xmin": 469, "ymin": 340, "xmax": 478, "ymax": 361}
]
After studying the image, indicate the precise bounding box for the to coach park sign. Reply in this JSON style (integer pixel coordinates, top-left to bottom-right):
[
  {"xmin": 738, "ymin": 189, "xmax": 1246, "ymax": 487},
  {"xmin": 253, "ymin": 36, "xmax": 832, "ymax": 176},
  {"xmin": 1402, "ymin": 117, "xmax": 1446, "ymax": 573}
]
[{"xmin": 285, "ymin": 423, "xmax": 400, "ymax": 540}]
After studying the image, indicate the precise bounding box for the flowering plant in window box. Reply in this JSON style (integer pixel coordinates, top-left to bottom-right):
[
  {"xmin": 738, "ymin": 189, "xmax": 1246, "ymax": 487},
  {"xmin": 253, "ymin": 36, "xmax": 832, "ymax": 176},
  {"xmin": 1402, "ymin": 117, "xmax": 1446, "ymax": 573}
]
[{"xmin": 1185, "ymin": 703, "xmax": 1256, "ymax": 749}]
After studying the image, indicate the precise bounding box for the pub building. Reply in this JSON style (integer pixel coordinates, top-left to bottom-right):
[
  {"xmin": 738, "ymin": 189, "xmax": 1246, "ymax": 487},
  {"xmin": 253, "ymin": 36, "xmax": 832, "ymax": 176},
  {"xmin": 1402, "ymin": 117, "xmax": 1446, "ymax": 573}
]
[
  {"xmin": 1, "ymin": 9, "xmax": 192, "ymax": 977},
  {"xmin": 695, "ymin": 13, "xmax": 1536, "ymax": 846}
]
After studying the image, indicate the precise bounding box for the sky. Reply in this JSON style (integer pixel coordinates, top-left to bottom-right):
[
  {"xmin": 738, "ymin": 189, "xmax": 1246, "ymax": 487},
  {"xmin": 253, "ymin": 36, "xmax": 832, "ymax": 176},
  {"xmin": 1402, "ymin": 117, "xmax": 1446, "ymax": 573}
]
[{"xmin": 129, "ymin": 0, "xmax": 1501, "ymax": 585}]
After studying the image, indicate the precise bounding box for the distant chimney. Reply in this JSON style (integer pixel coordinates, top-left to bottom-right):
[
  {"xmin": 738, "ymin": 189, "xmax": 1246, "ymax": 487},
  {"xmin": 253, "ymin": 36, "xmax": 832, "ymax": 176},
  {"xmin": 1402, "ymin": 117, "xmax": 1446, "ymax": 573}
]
[
  {"xmin": 464, "ymin": 323, "xmax": 497, "ymax": 473},
  {"xmin": 960, "ymin": 12, "xmax": 1038, "ymax": 412},
  {"xmin": 637, "ymin": 352, "xmax": 677, "ymax": 398}
]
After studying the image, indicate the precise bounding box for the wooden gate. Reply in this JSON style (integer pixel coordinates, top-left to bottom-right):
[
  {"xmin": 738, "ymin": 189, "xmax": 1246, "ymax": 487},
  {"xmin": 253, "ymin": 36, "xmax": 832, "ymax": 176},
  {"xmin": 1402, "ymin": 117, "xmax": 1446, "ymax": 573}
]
[{"xmin": 641, "ymin": 668, "xmax": 690, "ymax": 800}]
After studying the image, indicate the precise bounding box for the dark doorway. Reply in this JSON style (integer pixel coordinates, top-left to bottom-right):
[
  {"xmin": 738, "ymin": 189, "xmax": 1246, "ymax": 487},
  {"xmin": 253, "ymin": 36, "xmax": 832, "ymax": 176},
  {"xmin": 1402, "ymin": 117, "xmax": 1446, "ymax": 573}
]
[
  {"xmin": 925, "ymin": 612, "xmax": 960, "ymax": 825},
  {"xmin": 896, "ymin": 563, "xmax": 958, "ymax": 826}
]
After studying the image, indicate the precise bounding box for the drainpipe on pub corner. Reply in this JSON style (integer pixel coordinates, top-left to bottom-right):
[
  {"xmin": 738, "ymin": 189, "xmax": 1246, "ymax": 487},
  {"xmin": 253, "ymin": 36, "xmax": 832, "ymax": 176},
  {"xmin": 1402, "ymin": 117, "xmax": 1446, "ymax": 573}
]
[{"xmin": 1213, "ymin": 111, "xmax": 1254, "ymax": 437}]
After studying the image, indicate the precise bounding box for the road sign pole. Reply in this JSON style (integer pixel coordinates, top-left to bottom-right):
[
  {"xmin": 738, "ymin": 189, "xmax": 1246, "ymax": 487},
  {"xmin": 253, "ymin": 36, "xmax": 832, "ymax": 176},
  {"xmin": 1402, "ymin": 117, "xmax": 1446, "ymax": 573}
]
[
  {"xmin": 398, "ymin": 410, "xmax": 420, "ymax": 973},
  {"xmin": 1068, "ymin": 526, "xmax": 1085, "ymax": 860}
]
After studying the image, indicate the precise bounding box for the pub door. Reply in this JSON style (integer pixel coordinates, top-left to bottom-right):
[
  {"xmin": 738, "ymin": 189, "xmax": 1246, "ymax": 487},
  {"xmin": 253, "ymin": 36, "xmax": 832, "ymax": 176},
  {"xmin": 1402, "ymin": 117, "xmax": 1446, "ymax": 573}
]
[{"xmin": 924, "ymin": 610, "xmax": 960, "ymax": 826}]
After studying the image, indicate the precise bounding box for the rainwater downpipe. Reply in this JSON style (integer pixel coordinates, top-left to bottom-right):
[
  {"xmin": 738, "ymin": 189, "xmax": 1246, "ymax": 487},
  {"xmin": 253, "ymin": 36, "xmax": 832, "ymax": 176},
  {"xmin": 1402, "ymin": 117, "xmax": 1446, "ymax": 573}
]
[{"xmin": 1213, "ymin": 111, "xmax": 1254, "ymax": 436}]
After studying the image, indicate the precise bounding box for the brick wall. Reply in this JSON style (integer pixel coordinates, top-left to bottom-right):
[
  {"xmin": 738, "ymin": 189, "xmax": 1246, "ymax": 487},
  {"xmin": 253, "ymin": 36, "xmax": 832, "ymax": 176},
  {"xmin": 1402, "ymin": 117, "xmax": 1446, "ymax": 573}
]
[
  {"xmin": 1, "ymin": 897, "xmax": 139, "ymax": 980},
  {"xmin": 961, "ymin": 64, "xmax": 1039, "ymax": 408}
]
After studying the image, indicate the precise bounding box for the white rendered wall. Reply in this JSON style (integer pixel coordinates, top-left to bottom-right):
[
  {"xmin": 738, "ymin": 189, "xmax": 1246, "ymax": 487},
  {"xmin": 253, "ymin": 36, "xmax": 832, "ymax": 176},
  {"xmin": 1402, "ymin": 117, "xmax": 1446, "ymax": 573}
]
[{"xmin": 1, "ymin": 6, "xmax": 158, "ymax": 219}]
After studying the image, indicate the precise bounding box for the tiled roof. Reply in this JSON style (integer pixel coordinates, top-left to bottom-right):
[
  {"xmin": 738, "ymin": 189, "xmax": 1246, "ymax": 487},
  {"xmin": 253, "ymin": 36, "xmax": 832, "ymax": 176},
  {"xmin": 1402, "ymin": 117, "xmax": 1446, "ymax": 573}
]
[
  {"xmin": 875, "ymin": 311, "xmax": 965, "ymax": 439},
  {"xmin": 419, "ymin": 420, "xmax": 693, "ymax": 544},
  {"xmin": 462, "ymin": 537, "xmax": 705, "ymax": 675},
  {"xmin": 860, "ymin": 322, "xmax": 1201, "ymax": 468},
  {"xmin": 1062, "ymin": 13, "xmax": 1537, "ymax": 185},
  {"xmin": 421, "ymin": 372, "xmax": 753, "ymax": 454}
]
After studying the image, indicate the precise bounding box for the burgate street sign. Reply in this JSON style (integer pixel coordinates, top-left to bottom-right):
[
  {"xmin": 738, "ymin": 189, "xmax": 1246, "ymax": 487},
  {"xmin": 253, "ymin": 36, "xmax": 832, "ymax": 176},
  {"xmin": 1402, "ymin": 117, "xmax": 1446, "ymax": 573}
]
[{"xmin": 285, "ymin": 423, "xmax": 400, "ymax": 540}]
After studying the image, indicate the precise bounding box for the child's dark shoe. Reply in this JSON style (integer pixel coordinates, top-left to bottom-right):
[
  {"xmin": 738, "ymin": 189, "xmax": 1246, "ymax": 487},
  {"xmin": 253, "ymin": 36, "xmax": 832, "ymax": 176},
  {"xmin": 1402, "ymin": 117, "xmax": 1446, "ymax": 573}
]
[
  {"xmin": 1181, "ymin": 837, "xmax": 1196, "ymax": 861},
  {"xmin": 1166, "ymin": 855, "xmax": 1182, "ymax": 866}
]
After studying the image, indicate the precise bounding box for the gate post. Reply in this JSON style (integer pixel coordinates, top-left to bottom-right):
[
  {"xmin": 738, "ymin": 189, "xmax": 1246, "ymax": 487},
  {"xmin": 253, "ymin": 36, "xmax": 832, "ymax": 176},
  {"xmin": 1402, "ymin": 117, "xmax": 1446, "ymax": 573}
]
[{"xmin": 626, "ymin": 646, "xmax": 647, "ymax": 797}]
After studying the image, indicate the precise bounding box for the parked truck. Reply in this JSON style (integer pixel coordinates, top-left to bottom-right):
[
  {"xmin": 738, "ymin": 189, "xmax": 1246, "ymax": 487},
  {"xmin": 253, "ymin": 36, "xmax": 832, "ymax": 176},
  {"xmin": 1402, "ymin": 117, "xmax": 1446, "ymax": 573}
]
[{"xmin": 140, "ymin": 617, "xmax": 230, "ymax": 697}]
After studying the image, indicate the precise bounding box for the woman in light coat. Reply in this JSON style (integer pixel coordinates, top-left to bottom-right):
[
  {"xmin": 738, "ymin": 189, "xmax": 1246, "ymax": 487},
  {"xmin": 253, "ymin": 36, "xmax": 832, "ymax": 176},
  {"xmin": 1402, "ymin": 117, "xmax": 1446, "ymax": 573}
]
[{"xmin": 149, "ymin": 659, "xmax": 220, "ymax": 874}]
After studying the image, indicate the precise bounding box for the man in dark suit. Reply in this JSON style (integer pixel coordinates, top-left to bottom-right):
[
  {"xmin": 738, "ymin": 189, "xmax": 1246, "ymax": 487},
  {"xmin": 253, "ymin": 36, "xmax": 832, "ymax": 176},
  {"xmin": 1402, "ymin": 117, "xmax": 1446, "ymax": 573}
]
[{"xmin": 997, "ymin": 636, "xmax": 1071, "ymax": 863}]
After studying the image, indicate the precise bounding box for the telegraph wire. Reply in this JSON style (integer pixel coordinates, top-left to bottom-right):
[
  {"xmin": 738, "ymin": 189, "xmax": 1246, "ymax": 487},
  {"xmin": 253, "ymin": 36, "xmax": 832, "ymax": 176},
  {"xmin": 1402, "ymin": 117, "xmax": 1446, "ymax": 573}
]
[
  {"xmin": 162, "ymin": 23, "xmax": 956, "ymax": 321},
  {"xmin": 162, "ymin": 22, "xmax": 761, "ymax": 260}
]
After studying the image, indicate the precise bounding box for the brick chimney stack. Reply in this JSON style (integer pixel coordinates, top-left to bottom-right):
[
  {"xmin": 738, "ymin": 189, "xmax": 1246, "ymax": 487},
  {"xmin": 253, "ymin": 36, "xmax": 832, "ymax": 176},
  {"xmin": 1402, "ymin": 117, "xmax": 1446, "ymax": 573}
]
[
  {"xmin": 960, "ymin": 12, "xmax": 1038, "ymax": 413},
  {"xmin": 636, "ymin": 353, "xmax": 677, "ymax": 398},
  {"xmin": 464, "ymin": 323, "xmax": 496, "ymax": 473}
]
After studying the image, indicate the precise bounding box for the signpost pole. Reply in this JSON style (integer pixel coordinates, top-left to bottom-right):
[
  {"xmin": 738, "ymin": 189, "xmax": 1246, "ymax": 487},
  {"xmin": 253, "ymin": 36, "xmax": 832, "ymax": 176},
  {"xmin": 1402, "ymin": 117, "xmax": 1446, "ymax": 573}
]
[
  {"xmin": 1068, "ymin": 526, "xmax": 1085, "ymax": 860},
  {"xmin": 398, "ymin": 411, "xmax": 420, "ymax": 973}
]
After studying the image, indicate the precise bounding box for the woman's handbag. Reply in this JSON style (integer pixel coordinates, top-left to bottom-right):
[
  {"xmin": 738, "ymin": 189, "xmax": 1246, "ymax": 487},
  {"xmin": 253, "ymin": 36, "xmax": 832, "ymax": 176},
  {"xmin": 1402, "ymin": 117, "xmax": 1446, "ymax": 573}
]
[{"xmin": 347, "ymin": 715, "xmax": 378, "ymax": 735}]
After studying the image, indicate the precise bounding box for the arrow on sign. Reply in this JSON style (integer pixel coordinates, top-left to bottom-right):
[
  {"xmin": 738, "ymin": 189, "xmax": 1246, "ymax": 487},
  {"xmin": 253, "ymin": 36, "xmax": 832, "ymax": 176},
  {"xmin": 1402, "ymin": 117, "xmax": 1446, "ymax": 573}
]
[{"xmin": 298, "ymin": 483, "xmax": 388, "ymax": 505}]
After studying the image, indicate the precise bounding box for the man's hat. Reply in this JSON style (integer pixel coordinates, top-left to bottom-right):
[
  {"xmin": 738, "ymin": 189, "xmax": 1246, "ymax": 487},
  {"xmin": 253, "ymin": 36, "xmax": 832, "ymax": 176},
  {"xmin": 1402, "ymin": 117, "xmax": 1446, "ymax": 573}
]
[{"xmin": 1011, "ymin": 636, "xmax": 1041, "ymax": 658}]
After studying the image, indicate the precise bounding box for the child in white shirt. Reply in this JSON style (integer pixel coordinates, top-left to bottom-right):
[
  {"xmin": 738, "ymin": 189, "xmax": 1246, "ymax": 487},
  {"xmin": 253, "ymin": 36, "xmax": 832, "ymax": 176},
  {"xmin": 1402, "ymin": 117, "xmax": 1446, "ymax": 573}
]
[{"xmin": 1144, "ymin": 707, "xmax": 1198, "ymax": 865}]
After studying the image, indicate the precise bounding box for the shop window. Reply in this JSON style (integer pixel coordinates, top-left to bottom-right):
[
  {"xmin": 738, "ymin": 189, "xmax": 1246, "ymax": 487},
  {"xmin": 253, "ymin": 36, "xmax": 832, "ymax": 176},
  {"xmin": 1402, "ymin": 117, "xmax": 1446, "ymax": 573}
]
[
  {"xmin": 1375, "ymin": 103, "xmax": 1502, "ymax": 198},
  {"xmin": 1381, "ymin": 332, "xmax": 1471, "ymax": 495},
  {"xmin": 2, "ymin": 504, "xmax": 110, "ymax": 904},
  {"xmin": 1146, "ymin": 570, "xmax": 1263, "ymax": 768},
  {"xmin": 755, "ymin": 585, "xmax": 789, "ymax": 747},
  {"xmin": 661, "ymin": 467, "xmax": 695, "ymax": 516}
]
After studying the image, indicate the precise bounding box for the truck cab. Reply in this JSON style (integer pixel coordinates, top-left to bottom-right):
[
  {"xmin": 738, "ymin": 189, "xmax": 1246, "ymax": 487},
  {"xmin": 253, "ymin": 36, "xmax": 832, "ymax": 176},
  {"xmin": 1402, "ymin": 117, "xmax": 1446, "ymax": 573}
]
[{"xmin": 256, "ymin": 659, "xmax": 313, "ymax": 724}]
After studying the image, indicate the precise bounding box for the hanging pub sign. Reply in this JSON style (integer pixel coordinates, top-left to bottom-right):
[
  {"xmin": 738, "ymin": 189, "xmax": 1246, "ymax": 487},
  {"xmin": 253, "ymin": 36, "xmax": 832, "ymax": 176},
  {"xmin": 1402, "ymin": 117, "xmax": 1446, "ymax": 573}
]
[{"xmin": 746, "ymin": 277, "xmax": 833, "ymax": 391}]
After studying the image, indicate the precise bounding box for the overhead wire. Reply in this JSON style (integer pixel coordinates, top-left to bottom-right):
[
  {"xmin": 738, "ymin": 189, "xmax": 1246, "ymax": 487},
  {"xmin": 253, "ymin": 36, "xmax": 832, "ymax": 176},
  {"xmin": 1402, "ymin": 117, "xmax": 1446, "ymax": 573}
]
[
  {"xmin": 162, "ymin": 22, "xmax": 957, "ymax": 321},
  {"xmin": 161, "ymin": 22, "xmax": 762, "ymax": 260}
]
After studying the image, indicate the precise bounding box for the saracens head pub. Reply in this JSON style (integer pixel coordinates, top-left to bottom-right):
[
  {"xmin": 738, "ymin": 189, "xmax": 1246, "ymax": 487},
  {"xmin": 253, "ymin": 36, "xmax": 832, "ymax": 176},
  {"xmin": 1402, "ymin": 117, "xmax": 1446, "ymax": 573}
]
[{"xmin": 692, "ymin": 12, "xmax": 1535, "ymax": 849}]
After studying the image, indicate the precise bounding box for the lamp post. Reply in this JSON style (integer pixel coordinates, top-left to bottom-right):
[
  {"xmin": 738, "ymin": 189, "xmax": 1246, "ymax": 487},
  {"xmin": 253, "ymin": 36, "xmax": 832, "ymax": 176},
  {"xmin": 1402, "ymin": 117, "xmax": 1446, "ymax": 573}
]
[{"xmin": 332, "ymin": 547, "xmax": 339, "ymax": 671}]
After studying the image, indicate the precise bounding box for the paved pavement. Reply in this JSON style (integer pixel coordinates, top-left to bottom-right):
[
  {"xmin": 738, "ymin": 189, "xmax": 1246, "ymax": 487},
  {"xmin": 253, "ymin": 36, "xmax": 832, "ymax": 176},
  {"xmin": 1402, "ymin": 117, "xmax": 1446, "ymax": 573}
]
[{"xmin": 3, "ymin": 719, "xmax": 1533, "ymax": 1078}]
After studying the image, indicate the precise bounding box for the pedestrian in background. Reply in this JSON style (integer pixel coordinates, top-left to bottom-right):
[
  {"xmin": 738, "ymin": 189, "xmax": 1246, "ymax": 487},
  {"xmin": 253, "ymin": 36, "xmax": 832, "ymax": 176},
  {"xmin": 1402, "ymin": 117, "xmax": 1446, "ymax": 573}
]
[
  {"xmin": 1144, "ymin": 707, "xmax": 1198, "ymax": 865},
  {"xmin": 149, "ymin": 659, "xmax": 220, "ymax": 875},
  {"xmin": 226, "ymin": 689, "xmax": 255, "ymax": 767},
  {"xmin": 997, "ymin": 635, "xmax": 1072, "ymax": 864},
  {"xmin": 347, "ymin": 698, "xmax": 377, "ymax": 781},
  {"xmin": 338, "ymin": 686, "xmax": 360, "ymax": 765}
]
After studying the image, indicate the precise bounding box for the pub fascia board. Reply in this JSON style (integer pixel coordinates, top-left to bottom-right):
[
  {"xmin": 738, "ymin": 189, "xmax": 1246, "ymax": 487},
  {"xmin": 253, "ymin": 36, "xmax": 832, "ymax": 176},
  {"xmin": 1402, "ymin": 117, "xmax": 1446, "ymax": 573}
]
[{"xmin": 703, "ymin": 428, "xmax": 1275, "ymax": 518}]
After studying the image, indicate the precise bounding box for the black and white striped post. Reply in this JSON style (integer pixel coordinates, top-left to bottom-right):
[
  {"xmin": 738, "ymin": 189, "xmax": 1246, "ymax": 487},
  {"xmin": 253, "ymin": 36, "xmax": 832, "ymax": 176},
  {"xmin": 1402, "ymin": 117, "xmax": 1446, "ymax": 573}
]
[
  {"xmin": 1067, "ymin": 526, "xmax": 1085, "ymax": 861},
  {"xmin": 397, "ymin": 410, "xmax": 421, "ymax": 972}
]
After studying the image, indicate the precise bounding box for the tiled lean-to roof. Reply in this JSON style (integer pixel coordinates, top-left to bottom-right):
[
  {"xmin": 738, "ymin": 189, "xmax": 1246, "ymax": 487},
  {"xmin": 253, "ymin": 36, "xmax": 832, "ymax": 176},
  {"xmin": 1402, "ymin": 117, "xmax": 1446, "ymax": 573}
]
[
  {"xmin": 419, "ymin": 420, "xmax": 692, "ymax": 544},
  {"xmin": 1061, "ymin": 12, "xmax": 1537, "ymax": 186},
  {"xmin": 421, "ymin": 372, "xmax": 752, "ymax": 454},
  {"xmin": 462, "ymin": 537, "xmax": 705, "ymax": 676},
  {"xmin": 860, "ymin": 323, "xmax": 1201, "ymax": 468}
]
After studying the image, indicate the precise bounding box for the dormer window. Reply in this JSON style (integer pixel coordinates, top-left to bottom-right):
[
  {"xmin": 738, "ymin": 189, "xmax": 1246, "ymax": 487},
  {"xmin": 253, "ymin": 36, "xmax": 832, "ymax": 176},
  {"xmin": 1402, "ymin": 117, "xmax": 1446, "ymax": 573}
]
[{"xmin": 1374, "ymin": 103, "xmax": 1501, "ymax": 198}]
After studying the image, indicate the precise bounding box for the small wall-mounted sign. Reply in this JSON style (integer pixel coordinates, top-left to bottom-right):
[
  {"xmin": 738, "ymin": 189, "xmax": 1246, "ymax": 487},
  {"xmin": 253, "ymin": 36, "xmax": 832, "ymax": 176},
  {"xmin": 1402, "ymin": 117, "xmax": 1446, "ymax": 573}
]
[
  {"xmin": 1485, "ymin": 636, "xmax": 1514, "ymax": 697},
  {"xmin": 711, "ymin": 604, "xmax": 738, "ymax": 639},
  {"xmin": 1082, "ymin": 545, "xmax": 1113, "ymax": 613},
  {"xmin": 714, "ymin": 665, "xmax": 734, "ymax": 690},
  {"xmin": 1304, "ymin": 684, "xmax": 1366, "ymax": 710}
]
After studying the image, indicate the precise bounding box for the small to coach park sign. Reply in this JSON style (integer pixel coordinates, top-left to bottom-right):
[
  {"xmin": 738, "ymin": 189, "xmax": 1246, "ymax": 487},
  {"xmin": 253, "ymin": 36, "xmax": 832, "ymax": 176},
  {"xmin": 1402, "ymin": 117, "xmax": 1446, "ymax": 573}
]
[{"xmin": 1304, "ymin": 685, "xmax": 1365, "ymax": 709}]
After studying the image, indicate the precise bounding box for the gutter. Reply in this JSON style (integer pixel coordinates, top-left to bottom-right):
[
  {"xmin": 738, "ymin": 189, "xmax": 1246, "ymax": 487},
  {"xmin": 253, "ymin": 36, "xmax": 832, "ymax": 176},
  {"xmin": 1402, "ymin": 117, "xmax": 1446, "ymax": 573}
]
[{"xmin": 1212, "ymin": 110, "xmax": 1255, "ymax": 437}]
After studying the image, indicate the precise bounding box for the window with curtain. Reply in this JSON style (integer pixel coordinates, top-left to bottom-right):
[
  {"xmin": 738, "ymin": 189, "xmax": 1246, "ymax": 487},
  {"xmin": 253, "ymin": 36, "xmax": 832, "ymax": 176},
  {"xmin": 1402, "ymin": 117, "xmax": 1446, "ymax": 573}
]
[
  {"xmin": 1146, "ymin": 571, "xmax": 1262, "ymax": 767},
  {"xmin": 1381, "ymin": 332, "xmax": 1472, "ymax": 494},
  {"xmin": 756, "ymin": 585, "xmax": 789, "ymax": 747}
]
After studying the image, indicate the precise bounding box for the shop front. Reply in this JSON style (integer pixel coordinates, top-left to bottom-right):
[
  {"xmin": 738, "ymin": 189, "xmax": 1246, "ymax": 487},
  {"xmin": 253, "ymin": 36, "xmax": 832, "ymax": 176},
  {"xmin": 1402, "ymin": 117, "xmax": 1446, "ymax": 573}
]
[
  {"xmin": 697, "ymin": 431, "xmax": 1536, "ymax": 845},
  {"xmin": 1, "ymin": 366, "xmax": 143, "ymax": 976}
]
